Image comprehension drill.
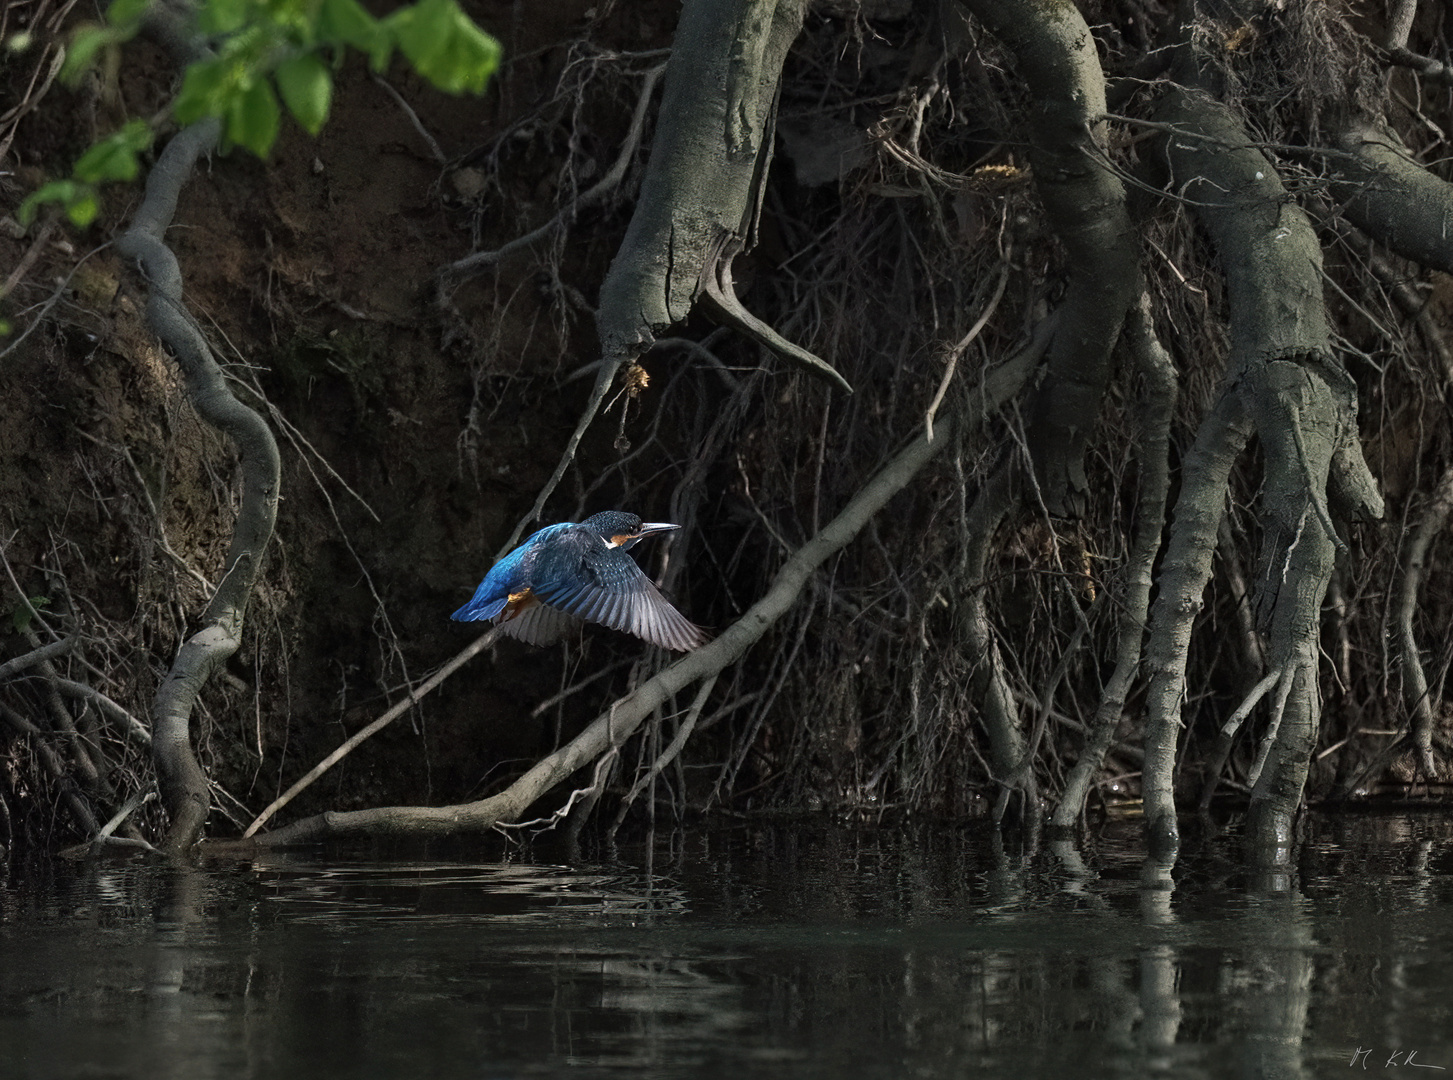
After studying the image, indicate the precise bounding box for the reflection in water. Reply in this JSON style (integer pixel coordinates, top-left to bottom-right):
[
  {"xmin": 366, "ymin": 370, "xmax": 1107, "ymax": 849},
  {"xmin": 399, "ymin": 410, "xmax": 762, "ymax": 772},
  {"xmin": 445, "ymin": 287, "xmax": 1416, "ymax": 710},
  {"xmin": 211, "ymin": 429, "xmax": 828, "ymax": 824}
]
[{"xmin": 1, "ymin": 815, "xmax": 1452, "ymax": 1079}]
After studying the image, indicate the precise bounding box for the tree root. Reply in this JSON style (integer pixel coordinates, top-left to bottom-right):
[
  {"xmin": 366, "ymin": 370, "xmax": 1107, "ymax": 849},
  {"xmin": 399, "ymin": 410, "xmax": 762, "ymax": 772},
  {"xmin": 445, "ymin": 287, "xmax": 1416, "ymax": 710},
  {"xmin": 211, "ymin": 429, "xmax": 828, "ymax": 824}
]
[
  {"xmin": 593, "ymin": 0, "xmax": 849, "ymax": 394},
  {"xmin": 0, "ymin": 700, "xmax": 100, "ymax": 836},
  {"xmin": 502, "ymin": 0, "xmax": 839, "ymax": 551},
  {"xmin": 0, "ymin": 635, "xmax": 76, "ymax": 681},
  {"xmin": 698, "ymin": 244, "xmax": 852, "ymax": 394},
  {"xmin": 1052, "ymin": 292, "xmax": 1177, "ymax": 829},
  {"xmin": 1141, "ymin": 389, "xmax": 1254, "ymax": 854},
  {"xmin": 607, "ymin": 674, "xmax": 718, "ymax": 835},
  {"xmin": 1393, "ymin": 464, "xmax": 1453, "ymax": 780},
  {"xmin": 438, "ymin": 63, "xmax": 667, "ymax": 286},
  {"xmin": 957, "ymin": 0, "xmax": 1139, "ymax": 515},
  {"xmin": 118, "ymin": 106, "xmax": 280, "ymax": 851},
  {"xmin": 1330, "ymin": 122, "xmax": 1453, "ymax": 276},
  {"xmin": 1138, "ymin": 73, "xmax": 1379, "ymax": 852}
]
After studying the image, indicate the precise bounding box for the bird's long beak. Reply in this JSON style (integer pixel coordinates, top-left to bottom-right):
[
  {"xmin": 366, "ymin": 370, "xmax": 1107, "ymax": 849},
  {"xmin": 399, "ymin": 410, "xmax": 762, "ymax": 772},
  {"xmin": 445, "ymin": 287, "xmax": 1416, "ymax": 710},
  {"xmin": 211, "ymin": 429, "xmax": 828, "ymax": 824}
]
[{"xmin": 618, "ymin": 522, "xmax": 680, "ymax": 549}]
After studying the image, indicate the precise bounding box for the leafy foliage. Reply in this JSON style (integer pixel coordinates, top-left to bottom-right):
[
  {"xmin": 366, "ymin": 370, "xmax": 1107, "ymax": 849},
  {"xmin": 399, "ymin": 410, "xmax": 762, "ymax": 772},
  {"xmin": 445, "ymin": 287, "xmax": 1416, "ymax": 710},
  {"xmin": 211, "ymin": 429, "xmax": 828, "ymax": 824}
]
[{"xmin": 19, "ymin": 0, "xmax": 500, "ymax": 226}]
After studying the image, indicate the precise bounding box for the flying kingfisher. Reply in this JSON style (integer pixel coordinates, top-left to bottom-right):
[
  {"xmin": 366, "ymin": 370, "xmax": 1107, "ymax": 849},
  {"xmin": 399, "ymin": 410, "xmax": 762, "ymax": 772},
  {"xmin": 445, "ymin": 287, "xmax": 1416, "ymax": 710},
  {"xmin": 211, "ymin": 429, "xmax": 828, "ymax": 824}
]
[{"xmin": 452, "ymin": 511, "xmax": 708, "ymax": 651}]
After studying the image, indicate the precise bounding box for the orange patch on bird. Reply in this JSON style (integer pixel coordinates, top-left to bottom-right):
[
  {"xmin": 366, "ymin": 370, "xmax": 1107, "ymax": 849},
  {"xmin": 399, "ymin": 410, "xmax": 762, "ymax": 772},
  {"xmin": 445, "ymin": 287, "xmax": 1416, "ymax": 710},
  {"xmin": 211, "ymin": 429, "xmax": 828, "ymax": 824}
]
[
  {"xmin": 503, "ymin": 589, "xmax": 537, "ymax": 620},
  {"xmin": 610, "ymin": 534, "xmax": 633, "ymax": 548}
]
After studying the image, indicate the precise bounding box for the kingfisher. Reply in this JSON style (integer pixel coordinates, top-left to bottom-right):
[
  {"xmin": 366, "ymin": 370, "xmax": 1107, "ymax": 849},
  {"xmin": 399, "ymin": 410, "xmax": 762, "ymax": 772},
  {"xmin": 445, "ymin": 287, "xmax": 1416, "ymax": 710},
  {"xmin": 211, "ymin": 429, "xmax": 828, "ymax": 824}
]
[{"xmin": 452, "ymin": 511, "xmax": 708, "ymax": 651}]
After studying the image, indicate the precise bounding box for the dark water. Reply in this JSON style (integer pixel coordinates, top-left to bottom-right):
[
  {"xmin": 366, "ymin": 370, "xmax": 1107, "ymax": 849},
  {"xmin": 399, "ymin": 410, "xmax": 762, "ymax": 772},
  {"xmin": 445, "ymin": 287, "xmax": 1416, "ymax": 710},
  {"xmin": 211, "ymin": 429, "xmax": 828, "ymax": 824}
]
[{"xmin": 3, "ymin": 814, "xmax": 1452, "ymax": 1079}]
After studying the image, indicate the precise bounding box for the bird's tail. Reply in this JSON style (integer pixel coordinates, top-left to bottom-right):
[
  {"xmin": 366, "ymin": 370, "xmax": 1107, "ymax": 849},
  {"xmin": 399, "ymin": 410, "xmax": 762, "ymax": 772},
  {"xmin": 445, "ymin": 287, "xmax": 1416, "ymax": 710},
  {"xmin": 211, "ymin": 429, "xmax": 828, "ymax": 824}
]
[{"xmin": 450, "ymin": 594, "xmax": 508, "ymax": 622}]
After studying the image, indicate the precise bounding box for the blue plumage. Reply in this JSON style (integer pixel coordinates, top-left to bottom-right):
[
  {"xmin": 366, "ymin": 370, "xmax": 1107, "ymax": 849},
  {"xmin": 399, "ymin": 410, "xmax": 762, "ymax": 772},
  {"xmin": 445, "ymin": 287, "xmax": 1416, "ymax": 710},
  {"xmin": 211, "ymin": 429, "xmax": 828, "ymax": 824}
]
[{"xmin": 452, "ymin": 512, "xmax": 707, "ymax": 651}]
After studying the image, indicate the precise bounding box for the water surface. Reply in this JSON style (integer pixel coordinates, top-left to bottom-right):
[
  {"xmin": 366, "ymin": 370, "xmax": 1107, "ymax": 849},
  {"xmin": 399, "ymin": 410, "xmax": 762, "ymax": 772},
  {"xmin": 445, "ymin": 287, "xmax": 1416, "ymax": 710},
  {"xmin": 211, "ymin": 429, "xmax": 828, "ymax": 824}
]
[{"xmin": 3, "ymin": 815, "xmax": 1451, "ymax": 1079}]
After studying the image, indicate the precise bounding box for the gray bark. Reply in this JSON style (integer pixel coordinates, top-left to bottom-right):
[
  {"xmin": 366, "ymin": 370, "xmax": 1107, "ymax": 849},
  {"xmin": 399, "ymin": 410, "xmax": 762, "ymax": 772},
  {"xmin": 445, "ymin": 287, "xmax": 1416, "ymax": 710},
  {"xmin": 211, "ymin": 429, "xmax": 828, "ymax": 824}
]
[
  {"xmin": 1146, "ymin": 85, "xmax": 1380, "ymax": 849},
  {"xmin": 1141, "ymin": 390, "xmax": 1254, "ymax": 856},
  {"xmin": 117, "ymin": 115, "xmax": 281, "ymax": 854},
  {"xmin": 1052, "ymin": 295, "xmax": 1176, "ymax": 828},
  {"xmin": 957, "ymin": 466, "xmax": 1025, "ymax": 782},
  {"xmin": 958, "ymin": 0, "xmax": 1139, "ymax": 515},
  {"xmin": 1393, "ymin": 466, "xmax": 1453, "ymax": 778},
  {"xmin": 507, "ymin": 0, "xmax": 842, "ymax": 553},
  {"xmin": 1332, "ymin": 122, "xmax": 1453, "ymax": 274},
  {"xmin": 595, "ymin": 0, "xmax": 848, "ymax": 392}
]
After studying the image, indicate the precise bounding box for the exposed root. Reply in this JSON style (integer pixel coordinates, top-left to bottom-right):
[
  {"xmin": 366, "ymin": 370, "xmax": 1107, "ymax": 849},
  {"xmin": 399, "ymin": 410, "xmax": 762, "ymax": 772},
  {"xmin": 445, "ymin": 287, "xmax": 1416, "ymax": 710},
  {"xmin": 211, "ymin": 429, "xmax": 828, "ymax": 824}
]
[
  {"xmin": 608, "ymin": 674, "xmax": 717, "ymax": 835},
  {"xmin": 699, "ymin": 246, "xmax": 853, "ymax": 393},
  {"xmin": 1394, "ymin": 463, "xmax": 1453, "ymax": 780}
]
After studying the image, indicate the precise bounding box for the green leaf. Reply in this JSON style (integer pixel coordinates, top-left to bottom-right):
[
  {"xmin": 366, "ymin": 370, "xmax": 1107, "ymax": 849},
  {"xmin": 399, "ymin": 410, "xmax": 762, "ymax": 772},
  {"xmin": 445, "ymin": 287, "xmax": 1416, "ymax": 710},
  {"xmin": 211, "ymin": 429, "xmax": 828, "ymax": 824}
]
[
  {"xmin": 65, "ymin": 189, "xmax": 100, "ymax": 227},
  {"xmin": 73, "ymin": 141, "xmax": 138, "ymax": 183},
  {"xmin": 226, "ymin": 76, "xmax": 280, "ymax": 156},
  {"xmin": 265, "ymin": 0, "xmax": 318, "ymax": 44},
  {"xmin": 11, "ymin": 597, "xmax": 51, "ymax": 634},
  {"xmin": 72, "ymin": 120, "xmax": 153, "ymax": 183},
  {"xmin": 106, "ymin": 0, "xmax": 151, "ymax": 26},
  {"xmin": 0, "ymin": 318, "xmax": 13, "ymax": 336},
  {"xmin": 196, "ymin": 0, "xmax": 253, "ymax": 36},
  {"xmin": 17, "ymin": 180, "xmax": 79, "ymax": 226},
  {"xmin": 174, "ymin": 56, "xmax": 238, "ymax": 125},
  {"xmin": 61, "ymin": 25, "xmax": 122, "ymax": 84},
  {"xmin": 319, "ymin": 0, "xmax": 391, "ymax": 69},
  {"xmin": 387, "ymin": 0, "xmax": 500, "ymax": 95},
  {"xmin": 274, "ymin": 53, "xmax": 331, "ymax": 134}
]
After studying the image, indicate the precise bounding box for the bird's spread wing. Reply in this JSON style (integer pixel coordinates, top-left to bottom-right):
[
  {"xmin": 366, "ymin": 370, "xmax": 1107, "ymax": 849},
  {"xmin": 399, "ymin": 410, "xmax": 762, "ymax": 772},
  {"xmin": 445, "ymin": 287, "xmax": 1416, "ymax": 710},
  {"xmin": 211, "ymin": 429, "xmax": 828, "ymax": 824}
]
[
  {"xmin": 535, "ymin": 534, "xmax": 707, "ymax": 652},
  {"xmin": 498, "ymin": 599, "xmax": 581, "ymax": 646}
]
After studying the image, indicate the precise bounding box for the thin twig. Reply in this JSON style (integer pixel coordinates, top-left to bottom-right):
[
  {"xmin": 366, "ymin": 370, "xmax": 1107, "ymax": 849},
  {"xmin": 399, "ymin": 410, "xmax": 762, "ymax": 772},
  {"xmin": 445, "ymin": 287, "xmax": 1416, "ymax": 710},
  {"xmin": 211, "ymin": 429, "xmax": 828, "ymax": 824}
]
[
  {"xmin": 608, "ymin": 673, "xmax": 717, "ymax": 832},
  {"xmin": 440, "ymin": 63, "xmax": 667, "ymax": 282},
  {"xmin": 372, "ymin": 75, "xmax": 447, "ymax": 164},
  {"xmin": 1247, "ymin": 659, "xmax": 1302, "ymax": 788},
  {"xmin": 925, "ymin": 265, "xmax": 1008, "ymax": 441},
  {"xmin": 1220, "ymin": 666, "xmax": 1283, "ymax": 739},
  {"xmin": 239, "ymin": 347, "xmax": 1038, "ymax": 847},
  {"xmin": 0, "ymin": 241, "xmax": 113, "ymax": 362},
  {"xmin": 529, "ymin": 657, "xmax": 634, "ymax": 717},
  {"xmin": 0, "ymin": 219, "xmax": 58, "ymax": 301}
]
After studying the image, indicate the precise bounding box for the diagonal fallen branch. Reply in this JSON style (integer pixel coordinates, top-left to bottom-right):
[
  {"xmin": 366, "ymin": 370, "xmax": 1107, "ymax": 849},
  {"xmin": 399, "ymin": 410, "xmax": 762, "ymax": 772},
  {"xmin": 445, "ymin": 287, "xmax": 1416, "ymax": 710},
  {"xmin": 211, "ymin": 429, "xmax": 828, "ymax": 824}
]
[
  {"xmin": 241, "ymin": 628, "xmax": 500, "ymax": 837},
  {"xmin": 0, "ymin": 634, "xmax": 77, "ymax": 681},
  {"xmin": 224, "ymin": 343, "xmax": 1038, "ymax": 849}
]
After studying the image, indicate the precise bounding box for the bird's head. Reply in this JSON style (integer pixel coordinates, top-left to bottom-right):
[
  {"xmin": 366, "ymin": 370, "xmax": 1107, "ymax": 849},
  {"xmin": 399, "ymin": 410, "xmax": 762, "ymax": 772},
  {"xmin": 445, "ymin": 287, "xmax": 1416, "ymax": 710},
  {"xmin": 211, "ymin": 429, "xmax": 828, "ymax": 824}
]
[{"xmin": 582, "ymin": 511, "xmax": 681, "ymax": 550}]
